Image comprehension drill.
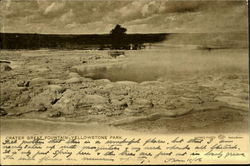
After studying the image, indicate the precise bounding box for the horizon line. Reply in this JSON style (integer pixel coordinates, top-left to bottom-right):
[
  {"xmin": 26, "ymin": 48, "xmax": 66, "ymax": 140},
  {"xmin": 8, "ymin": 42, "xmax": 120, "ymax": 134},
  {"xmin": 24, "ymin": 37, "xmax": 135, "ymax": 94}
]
[{"xmin": 0, "ymin": 31, "xmax": 246, "ymax": 35}]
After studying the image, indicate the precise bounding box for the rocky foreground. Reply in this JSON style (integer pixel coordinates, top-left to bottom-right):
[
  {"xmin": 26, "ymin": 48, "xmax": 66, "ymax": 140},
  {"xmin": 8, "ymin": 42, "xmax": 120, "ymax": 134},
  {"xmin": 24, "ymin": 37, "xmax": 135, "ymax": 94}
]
[{"xmin": 0, "ymin": 50, "xmax": 249, "ymax": 133}]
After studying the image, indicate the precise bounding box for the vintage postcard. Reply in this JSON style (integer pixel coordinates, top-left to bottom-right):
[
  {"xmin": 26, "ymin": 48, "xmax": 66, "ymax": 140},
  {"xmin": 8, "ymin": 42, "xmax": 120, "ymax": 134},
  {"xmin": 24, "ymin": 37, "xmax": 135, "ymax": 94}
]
[{"xmin": 0, "ymin": 0, "xmax": 249, "ymax": 165}]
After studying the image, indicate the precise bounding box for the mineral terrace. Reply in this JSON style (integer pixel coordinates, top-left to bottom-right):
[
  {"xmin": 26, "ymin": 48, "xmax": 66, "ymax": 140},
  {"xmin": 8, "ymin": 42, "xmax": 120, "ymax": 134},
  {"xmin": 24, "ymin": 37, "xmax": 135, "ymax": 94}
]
[{"xmin": 0, "ymin": 50, "xmax": 248, "ymax": 133}]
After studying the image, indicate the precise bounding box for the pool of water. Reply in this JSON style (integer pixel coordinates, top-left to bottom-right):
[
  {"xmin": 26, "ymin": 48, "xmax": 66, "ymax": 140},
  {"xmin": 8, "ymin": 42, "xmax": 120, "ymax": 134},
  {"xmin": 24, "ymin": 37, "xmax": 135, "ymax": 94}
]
[{"xmin": 77, "ymin": 48, "xmax": 248, "ymax": 82}]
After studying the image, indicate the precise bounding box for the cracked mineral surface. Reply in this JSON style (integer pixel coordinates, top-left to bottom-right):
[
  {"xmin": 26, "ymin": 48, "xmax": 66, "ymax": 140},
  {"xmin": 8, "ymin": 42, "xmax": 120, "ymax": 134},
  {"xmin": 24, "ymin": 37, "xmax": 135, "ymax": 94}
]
[{"xmin": 0, "ymin": 48, "xmax": 248, "ymax": 134}]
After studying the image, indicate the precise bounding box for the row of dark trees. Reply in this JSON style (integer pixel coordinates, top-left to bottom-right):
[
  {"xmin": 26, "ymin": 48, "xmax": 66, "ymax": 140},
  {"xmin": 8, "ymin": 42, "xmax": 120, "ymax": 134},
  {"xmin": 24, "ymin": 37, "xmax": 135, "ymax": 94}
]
[{"xmin": 0, "ymin": 25, "xmax": 167, "ymax": 50}]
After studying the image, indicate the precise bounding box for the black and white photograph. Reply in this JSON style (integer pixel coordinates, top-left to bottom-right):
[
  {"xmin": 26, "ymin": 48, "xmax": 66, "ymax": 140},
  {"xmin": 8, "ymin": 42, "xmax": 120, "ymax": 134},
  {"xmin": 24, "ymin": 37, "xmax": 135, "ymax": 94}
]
[{"xmin": 0, "ymin": 0, "xmax": 249, "ymax": 164}]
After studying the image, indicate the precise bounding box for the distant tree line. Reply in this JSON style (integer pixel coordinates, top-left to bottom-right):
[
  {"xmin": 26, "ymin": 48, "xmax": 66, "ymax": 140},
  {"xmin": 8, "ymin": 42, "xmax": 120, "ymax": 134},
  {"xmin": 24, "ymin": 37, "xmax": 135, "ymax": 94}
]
[{"xmin": 0, "ymin": 25, "xmax": 167, "ymax": 50}]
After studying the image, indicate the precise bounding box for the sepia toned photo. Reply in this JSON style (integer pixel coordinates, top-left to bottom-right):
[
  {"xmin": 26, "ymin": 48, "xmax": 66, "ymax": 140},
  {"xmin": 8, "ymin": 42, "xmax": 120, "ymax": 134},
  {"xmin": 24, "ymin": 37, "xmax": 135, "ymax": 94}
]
[{"xmin": 0, "ymin": 0, "xmax": 249, "ymax": 165}]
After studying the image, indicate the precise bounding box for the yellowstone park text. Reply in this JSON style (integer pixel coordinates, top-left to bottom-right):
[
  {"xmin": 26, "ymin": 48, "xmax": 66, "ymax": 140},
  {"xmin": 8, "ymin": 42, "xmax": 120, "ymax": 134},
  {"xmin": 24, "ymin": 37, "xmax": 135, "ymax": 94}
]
[{"xmin": 1, "ymin": 134, "xmax": 249, "ymax": 165}]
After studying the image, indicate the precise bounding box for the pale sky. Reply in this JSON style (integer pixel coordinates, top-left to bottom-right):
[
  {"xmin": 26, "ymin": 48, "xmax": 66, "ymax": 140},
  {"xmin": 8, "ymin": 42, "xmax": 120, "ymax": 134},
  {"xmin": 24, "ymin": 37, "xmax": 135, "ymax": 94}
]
[{"xmin": 0, "ymin": 0, "xmax": 248, "ymax": 34}]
